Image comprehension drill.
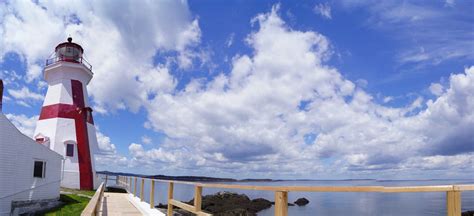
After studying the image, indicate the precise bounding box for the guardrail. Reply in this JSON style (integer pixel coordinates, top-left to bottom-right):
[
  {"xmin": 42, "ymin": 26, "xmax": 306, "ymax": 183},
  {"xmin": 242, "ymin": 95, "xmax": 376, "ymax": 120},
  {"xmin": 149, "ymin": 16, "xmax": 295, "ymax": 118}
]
[
  {"xmin": 115, "ymin": 175, "xmax": 474, "ymax": 216},
  {"xmin": 81, "ymin": 182, "xmax": 106, "ymax": 216},
  {"xmin": 45, "ymin": 56, "xmax": 92, "ymax": 70}
]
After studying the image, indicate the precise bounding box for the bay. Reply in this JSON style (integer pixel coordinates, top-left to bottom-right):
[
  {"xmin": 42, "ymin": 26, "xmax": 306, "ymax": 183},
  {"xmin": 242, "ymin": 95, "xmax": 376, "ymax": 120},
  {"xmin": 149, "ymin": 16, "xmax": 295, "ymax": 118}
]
[{"xmin": 106, "ymin": 177, "xmax": 474, "ymax": 216}]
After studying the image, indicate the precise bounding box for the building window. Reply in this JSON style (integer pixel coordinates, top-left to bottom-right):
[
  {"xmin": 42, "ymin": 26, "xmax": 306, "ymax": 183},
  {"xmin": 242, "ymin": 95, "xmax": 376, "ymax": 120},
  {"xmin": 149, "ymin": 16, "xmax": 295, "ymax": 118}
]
[
  {"xmin": 66, "ymin": 144, "xmax": 74, "ymax": 157},
  {"xmin": 33, "ymin": 161, "xmax": 46, "ymax": 178},
  {"xmin": 34, "ymin": 134, "xmax": 50, "ymax": 147}
]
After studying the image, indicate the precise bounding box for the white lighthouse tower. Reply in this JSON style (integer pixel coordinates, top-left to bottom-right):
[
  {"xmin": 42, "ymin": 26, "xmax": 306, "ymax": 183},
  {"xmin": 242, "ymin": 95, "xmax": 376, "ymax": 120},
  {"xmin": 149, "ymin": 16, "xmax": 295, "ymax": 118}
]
[{"xmin": 34, "ymin": 37, "xmax": 99, "ymax": 190}]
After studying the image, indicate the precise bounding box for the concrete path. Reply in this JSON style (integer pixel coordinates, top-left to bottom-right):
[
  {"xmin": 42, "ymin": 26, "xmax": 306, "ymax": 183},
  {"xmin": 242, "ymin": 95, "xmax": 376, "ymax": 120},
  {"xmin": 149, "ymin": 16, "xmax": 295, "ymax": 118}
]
[{"xmin": 98, "ymin": 192, "xmax": 142, "ymax": 216}]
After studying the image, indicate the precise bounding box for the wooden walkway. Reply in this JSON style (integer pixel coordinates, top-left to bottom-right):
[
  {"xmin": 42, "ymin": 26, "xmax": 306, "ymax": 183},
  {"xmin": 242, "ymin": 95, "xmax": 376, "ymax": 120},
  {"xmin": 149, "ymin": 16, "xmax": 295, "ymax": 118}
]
[{"xmin": 97, "ymin": 192, "xmax": 142, "ymax": 216}]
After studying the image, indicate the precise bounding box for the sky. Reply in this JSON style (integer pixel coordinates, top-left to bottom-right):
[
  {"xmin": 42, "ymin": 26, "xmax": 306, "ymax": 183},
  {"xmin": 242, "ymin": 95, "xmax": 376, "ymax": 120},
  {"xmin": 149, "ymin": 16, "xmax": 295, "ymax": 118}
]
[{"xmin": 0, "ymin": 0, "xmax": 473, "ymax": 180}]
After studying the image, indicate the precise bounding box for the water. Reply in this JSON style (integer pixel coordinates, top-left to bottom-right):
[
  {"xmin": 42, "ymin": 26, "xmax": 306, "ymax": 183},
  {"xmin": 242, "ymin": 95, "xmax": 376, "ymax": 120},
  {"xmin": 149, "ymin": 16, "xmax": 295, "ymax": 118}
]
[{"xmin": 102, "ymin": 176, "xmax": 474, "ymax": 216}]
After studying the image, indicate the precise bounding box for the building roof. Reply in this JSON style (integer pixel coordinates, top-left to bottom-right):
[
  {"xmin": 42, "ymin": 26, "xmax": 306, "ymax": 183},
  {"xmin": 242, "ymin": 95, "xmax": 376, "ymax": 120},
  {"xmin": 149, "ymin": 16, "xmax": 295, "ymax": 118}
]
[{"xmin": 0, "ymin": 113, "xmax": 63, "ymax": 160}]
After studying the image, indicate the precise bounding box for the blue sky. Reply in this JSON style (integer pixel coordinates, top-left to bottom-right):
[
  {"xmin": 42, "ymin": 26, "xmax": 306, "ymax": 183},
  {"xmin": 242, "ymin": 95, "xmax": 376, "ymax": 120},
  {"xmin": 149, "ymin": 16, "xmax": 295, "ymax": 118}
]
[{"xmin": 0, "ymin": 0, "xmax": 473, "ymax": 179}]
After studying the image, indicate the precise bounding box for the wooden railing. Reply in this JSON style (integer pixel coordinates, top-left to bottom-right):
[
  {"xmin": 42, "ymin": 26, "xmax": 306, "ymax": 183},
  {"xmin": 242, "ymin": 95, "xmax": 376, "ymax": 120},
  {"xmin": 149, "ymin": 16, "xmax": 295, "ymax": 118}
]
[
  {"xmin": 116, "ymin": 175, "xmax": 474, "ymax": 216},
  {"xmin": 81, "ymin": 182, "xmax": 106, "ymax": 216}
]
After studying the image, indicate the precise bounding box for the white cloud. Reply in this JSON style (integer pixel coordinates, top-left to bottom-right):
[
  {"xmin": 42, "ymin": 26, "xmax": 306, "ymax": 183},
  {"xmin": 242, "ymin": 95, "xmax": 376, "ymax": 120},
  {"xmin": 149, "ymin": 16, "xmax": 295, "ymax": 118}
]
[
  {"xmin": 429, "ymin": 83, "xmax": 444, "ymax": 96},
  {"xmin": 129, "ymin": 143, "xmax": 178, "ymax": 164},
  {"xmin": 313, "ymin": 3, "xmax": 332, "ymax": 19},
  {"xmin": 36, "ymin": 81, "xmax": 48, "ymax": 90},
  {"xmin": 0, "ymin": 0, "xmax": 63, "ymax": 67},
  {"xmin": 7, "ymin": 87, "xmax": 43, "ymax": 100},
  {"xmin": 95, "ymin": 152, "xmax": 130, "ymax": 171},
  {"xmin": 0, "ymin": 70, "xmax": 22, "ymax": 86},
  {"xmin": 16, "ymin": 100, "xmax": 31, "ymax": 108},
  {"xmin": 383, "ymin": 96, "xmax": 393, "ymax": 103},
  {"xmin": 356, "ymin": 78, "xmax": 368, "ymax": 88},
  {"xmin": 5, "ymin": 85, "xmax": 42, "ymax": 107},
  {"xmin": 2, "ymin": 95, "xmax": 11, "ymax": 102},
  {"xmin": 5, "ymin": 113, "xmax": 38, "ymax": 138},
  {"xmin": 96, "ymin": 128, "xmax": 117, "ymax": 155},
  {"xmin": 226, "ymin": 33, "xmax": 235, "ymax": 47},
  {"xmin": 339, "ymin": 0, "xmax": 473, "ymax": 66},
  {"xmin": 445, "ymin": 0, "xmax": 455, "ymax": 7},
  {"xmin": 417, "ymin": 66, "xmax": 474, "ymax": 156},
  {"xmin": 26, "ymin": 64, "xmax": 42, "ymax": 83},
  {"xmin": 132, "ymin": 6, "xmax": 473, "ymax": 178},
  {"xmin": 141, "ymin": 135, "xmax": 152, "ymax": 145},
  {"xmin": 403, "ymin": 154, "xmax": 472, "ymax": 171},
  {"xmin": 0, "ymin": 0, "xmax": 202, "ymax": 112},
  {"xmin": 94, "ymin": 128, "xmax": 132, "ymax": 171}
]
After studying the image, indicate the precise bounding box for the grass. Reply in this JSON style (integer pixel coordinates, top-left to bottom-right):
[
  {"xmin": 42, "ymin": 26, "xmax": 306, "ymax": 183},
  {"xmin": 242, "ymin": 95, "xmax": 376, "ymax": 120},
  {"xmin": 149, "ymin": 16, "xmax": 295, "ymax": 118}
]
[
  {"xmin": 42, "ymin": 188, "xmax": 96, "ymax": 216},
  {"xmin": 60, "ymin": 187, "xmax": 96, "ymax": 197}
]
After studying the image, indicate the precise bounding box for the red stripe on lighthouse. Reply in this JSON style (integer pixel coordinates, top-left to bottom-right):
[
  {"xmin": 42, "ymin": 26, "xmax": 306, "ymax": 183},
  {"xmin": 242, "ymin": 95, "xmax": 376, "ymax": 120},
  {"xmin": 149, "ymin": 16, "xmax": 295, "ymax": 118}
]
[
  {"xmin": 71, "ymin": 80, "xmax": 94, "ymax": 190},
  {"xmin": 39, "ymin": 103, "xmax": 94, "ymax": 125},
  {"xmin": 39, "ymin": 80, "xmax": 94, "ymax": 190}
]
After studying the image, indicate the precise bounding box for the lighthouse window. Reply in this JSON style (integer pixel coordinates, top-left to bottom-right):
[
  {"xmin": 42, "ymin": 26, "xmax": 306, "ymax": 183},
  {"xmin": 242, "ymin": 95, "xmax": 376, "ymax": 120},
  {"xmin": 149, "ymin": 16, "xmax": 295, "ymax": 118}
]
[
  {"xmin": 33, "ymin": 161, "xmax": 46, "ymax": 178},
  {"xmin": 66, "ymin": 144, "xmax": 74, "ymax": 157}
]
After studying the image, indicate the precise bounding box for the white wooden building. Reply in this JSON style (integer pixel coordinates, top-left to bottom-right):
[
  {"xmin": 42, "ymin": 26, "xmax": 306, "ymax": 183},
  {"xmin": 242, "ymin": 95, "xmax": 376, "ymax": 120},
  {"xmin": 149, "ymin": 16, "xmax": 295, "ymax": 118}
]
[{"xmin": 0, "ymin": 82, "xmax": 63, "ymax": 215}]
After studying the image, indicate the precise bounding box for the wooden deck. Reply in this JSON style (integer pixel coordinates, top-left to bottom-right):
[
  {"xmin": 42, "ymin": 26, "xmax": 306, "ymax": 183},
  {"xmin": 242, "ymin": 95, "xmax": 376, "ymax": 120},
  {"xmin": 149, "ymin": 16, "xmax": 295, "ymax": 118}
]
[{"xmin": 97, "ymin": 192, "xmax": 142, "ymax": 216}]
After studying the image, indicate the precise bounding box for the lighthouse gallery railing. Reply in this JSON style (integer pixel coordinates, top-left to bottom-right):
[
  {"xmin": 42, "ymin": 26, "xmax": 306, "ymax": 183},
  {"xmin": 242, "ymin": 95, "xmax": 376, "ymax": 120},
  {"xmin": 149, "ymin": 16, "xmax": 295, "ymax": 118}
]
[{"xmin": 45, "ymin": 56, "xmax": 92, "ymax": 71}]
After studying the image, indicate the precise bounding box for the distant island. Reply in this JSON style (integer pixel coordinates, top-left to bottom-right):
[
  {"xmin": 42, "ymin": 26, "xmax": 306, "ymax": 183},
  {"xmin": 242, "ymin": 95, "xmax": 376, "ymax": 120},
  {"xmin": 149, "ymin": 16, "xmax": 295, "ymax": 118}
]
[
  {"xmin": 97, "ymin": 171, "xmax": 274, "ymax": 182},
  {"xmin": 96, "ymin": 171, "xmax": 382, "ymax": 182}
]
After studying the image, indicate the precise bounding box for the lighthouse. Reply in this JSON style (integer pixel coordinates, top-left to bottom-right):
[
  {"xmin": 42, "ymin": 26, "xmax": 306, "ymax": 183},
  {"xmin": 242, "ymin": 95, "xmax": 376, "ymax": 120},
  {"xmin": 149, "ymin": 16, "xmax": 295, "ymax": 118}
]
[{"xmin": 34, "ymin": 37, "xmax": 99, "ymax": 190}]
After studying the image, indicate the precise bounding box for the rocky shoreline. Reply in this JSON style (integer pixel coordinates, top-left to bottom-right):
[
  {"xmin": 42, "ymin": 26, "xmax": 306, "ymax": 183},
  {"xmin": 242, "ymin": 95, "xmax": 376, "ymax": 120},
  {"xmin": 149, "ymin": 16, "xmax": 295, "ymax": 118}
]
[
  {"xmin": 156, "ymin": 191, "xmax": 309, "ymax": 216},
  {"xmin": 463, "ymin": 211, "xmax": 474, "ymax": 216},
  {"xmin": 153, "ymin": 192, "xmax": 474, "ymax": 216}
]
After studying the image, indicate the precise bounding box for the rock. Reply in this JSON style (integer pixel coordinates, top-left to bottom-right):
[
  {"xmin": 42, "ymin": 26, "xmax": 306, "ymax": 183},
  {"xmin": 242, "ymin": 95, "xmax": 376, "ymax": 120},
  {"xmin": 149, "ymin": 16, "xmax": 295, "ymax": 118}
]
[
  {"xmin": 294, "ymin": 198, "xmax": 309, "ymax": 206},
  {"xmin": 249, "ymin": 198, "xmax": 272, "ymax": 212},
  {"xmin": 105, "ymin": 186, "xmax": 127, "ymax": 193},
  {"xmin": 155, "ymin": 203, "xmax": 168, "ymax": 209},
  {"xmin": 185, "ymin": 191, "xmax": 272, "ymax": 216},
  {"xmin": 462, "ymin": 210, "xmax": 474, "ymax": 216}
]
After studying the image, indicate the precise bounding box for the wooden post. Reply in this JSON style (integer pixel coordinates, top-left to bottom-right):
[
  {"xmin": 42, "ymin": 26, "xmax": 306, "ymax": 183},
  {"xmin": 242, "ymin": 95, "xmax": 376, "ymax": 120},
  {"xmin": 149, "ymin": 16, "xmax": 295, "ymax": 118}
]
[
  {"xmin": 194, "ymin": 186, "xmax": 202, "ymax": 212},
  {"xmin": 134, "ymin": 177, "xmax": 137, "ymax": 196},
  {"xmin": 105, "ymin": 175, "xmax": 108, "ymax": 186},
  {"xmin": 140, "ymin": 178, "xmax": 145, "ymax": 201},
  {"xmin": 150, "ymin": 180, "xmax": 155, "ymax": 209},
  {"xmin": 167, "ymin": 182, "xmax": 174, "ymax": 216},
  {"xmin": 446, "ymin": 190, "xmax": 461, "ymax": 216},
  {"xmin": 274, "ymin": 191, "xmax": 288, "ymax": 216},
  {"xmin": 129, "ymin": 177, "xmax": 132, "ymax": 192}
]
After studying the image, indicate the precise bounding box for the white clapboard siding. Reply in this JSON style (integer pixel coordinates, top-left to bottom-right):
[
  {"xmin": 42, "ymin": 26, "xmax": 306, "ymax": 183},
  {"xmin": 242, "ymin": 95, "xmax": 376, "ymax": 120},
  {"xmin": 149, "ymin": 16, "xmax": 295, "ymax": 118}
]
[{"xmin": 0, "ymin": 113, "xmax": 63, "ymax": 215}]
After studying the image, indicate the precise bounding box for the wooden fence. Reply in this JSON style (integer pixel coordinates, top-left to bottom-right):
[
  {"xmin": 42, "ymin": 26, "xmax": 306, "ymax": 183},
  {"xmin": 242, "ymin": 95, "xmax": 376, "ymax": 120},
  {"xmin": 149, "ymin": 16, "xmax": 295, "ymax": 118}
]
[
  {"xmin": 115, "ymin": 175, "xmax": 473, "ymax": 216},
  {"xmin": 81, "ymin": 182, "xmax": 106, "ymax": 216}
]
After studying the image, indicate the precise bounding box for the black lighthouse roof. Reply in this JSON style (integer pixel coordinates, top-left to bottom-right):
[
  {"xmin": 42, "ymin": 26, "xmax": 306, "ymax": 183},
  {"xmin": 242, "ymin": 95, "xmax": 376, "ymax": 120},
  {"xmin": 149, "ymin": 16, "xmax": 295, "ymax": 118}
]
[{"xmin": 55, "ymin": 37, "xmax": 84, "ymax": 53}]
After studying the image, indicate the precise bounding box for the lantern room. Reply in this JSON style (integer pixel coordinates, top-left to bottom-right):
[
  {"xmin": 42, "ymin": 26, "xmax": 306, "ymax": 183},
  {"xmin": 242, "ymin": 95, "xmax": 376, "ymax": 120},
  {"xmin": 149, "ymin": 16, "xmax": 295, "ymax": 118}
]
[
  {"xmin": 46, "ymin": 37, "xmax": 92, "ymax": 70},
  {"xmin": 56, "ymin": 37, "xmax": 83, "ymax": 61}
]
